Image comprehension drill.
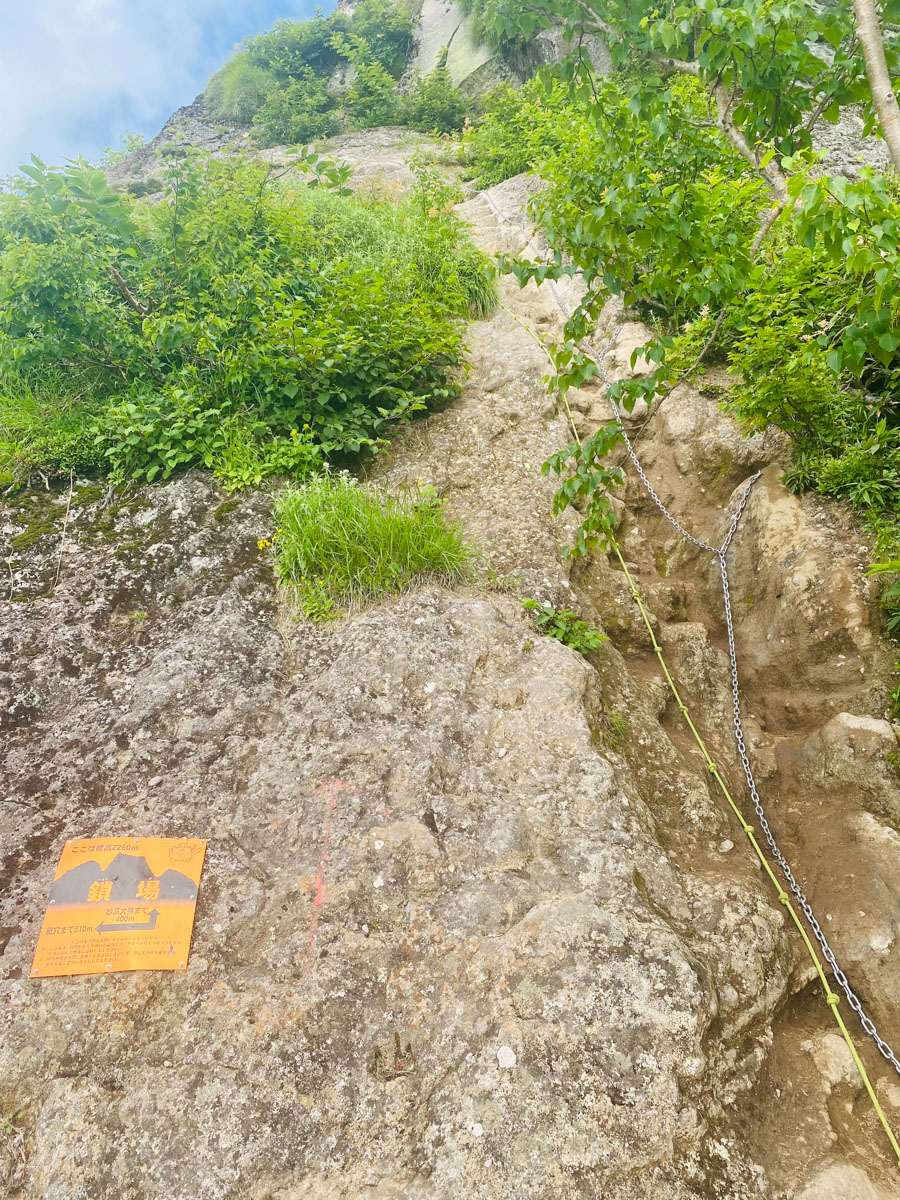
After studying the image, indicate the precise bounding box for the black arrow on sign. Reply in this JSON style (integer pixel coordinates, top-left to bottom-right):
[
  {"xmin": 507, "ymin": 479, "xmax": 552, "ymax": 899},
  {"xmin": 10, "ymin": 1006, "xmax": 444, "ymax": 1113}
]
[{"xmin": 96, "ymin": 909, "xmax": 159, "ymax": 934}]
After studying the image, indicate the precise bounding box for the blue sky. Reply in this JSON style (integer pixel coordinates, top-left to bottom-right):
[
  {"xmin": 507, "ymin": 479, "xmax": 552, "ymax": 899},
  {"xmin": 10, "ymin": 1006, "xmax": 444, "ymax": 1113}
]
[{"xmin": 2, "ymin": 0, "xmax": 335, "ymax": 177}]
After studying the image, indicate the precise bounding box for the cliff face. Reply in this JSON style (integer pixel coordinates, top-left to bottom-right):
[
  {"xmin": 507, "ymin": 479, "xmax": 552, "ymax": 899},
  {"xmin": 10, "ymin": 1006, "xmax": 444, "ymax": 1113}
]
[
  {"xmin": 4, "ymin": 129, "xmax": 900, "ymax": 1198},
  {"xmin": 107, "ymin": 0, "xmax": 611, "ymax": 195}
]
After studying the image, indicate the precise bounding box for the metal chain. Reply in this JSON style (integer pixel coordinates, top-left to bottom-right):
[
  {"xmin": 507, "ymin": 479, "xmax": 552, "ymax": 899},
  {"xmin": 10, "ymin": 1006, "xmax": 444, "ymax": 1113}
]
[
  {"xmin": 604, "ymin": 346, "xmax": 720, "ymax": 553},
  {"xmin": 480, "ymin": 183, "xmax": 900, "ymax": 1076},
  {"xmin": 718, "ymin": 551, "xmax": 900, "ymax": 1075},
  {"xmin": 586, "ymin": 321, "xmax": 900, "ymax": 1079}
]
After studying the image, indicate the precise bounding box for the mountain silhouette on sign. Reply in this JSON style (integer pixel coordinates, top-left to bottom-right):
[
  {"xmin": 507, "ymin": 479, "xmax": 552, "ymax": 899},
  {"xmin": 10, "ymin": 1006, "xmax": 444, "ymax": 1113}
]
[{"xmin": 49, "ymin": 854, "xmax": 197, "ymax": 904}]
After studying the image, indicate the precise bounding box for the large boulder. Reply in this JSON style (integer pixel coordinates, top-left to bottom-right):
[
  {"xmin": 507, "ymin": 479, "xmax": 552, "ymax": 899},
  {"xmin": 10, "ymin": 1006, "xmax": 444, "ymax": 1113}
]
[{"xmin": 1, "ymin": 474, "xmax": 789, "ymax": 1200}]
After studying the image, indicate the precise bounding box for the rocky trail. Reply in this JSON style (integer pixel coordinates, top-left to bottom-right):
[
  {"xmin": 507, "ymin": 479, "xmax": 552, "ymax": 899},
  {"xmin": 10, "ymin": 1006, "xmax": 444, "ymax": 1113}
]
[{"xmin": 3, "ymin": 133, "xmax": 900, "ymax": 1199}]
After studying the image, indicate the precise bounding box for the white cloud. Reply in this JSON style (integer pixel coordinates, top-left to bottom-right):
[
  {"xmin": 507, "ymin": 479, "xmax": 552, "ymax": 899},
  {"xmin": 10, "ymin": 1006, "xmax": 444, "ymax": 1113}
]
[{"xmin": 1, "ymin": 1, "xmax": 316, "ymax": 173}]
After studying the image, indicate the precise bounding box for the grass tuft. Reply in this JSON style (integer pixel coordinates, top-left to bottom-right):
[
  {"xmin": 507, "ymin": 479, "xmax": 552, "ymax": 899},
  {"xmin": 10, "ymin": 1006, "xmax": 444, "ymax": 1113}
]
[{"xmin": 271, "ymin": 474, "xmax": 473, "ymax": 620}]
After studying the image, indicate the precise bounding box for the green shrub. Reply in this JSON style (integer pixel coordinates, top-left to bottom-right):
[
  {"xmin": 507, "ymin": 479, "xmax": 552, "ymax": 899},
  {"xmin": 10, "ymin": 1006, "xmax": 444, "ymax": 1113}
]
[
  {"xmin": 343, "ymin": 60, "xmax": 400, "ymax": 127},
  {"xmin": 890, "ymin": 667, "xmax": 900, "ymax": 721},
  {"xmin": 215, "ymin": 424, "xmax": 322, "ymax": 492},
  {"xmin": 0, "ymin": 151, "xmax": 492, "ymax": 487},
  {"xmin": 270, "ymin": 474, "xmax": 473, "ymax": 618},
  {"xmin": 404, "ymin": 61, "xmax": 470, "ymax": 135},
  {"xmin": 475, "ymin": 62, "xmax": 900, "ymax": 567},
  {"xmin": 406, "ymin": 159, "xmax": 499, "ymax": 317},
  {"xmin": 866, "ymin": 559, "xmax": 900, "ymax": 637},
  {"xmin": 674, "ymin": 217, "xmax": 900, "ymax": 536},
  {"xmin": 350, "ymin": 0, "xmax": 416, "ymax": 78},
  {"xmin": 0, "ymin": 377, "xmax": 105, "ymax": 483},
  {"xmin": 243, "ymin": 14, "xmax": 349, "ymax": 81},
  {"xmin": 205, "ymin": 57, "xmax": 277, "ymax": 123},
  {"xmin": 522, "ymin": 598, "xmax": 608, "ymax": 654},
  {"xmin": 464, "ymin": 79, "xmax": 577, "ymax": 187},
  {"xmin": 94, "ymin": 388, "xmax": 228, "ymax": 483},
  {"xmin": 253, "ymin": 71, "xmax": 341, "ymax": 146},
  {"xmin": 203, "ymin": 1, "xmax": 416, "ymax": 135},
  {"xmin": 98, "ymin": 131, "xmax": 147, "ymax": 168}
]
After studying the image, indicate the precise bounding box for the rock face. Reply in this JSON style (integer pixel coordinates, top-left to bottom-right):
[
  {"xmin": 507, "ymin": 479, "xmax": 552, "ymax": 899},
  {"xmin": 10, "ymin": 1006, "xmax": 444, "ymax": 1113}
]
[
  {"xmin": 105, "ymin": 98, "xmax": 250, "ymax": 193},
  {"xmin": 795, "ymin": 1162, "xmax": 897, "ymax": 1200},
  {"xmin": 405, "ymin": 0, "xmax": 503, "ymax": 91},
  {"xmin": 4, "ymin": 138, "xmax": 900, "ymax": 1200},
  {"xmin": 0, "ymin": 528, "xmax": 758, "ymax": 1198},
  {"xmin": 107, "ymin": 0, "xmax": 611, "ymax": 195}
]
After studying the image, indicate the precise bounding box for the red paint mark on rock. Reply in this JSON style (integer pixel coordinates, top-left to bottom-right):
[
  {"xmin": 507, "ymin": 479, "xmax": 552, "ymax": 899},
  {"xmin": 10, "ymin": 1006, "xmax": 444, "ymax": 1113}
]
[{"xmin": 304, "ymin": 779, "xmax": 342, "ymax": 965}]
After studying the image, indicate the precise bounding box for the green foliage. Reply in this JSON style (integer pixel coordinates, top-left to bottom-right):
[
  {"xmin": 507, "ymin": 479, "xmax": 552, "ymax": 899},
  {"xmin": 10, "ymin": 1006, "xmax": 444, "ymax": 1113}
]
[
  {"xmin": 710, "ymin": 189, "xmax": 900, "ymax": 527},
  {"xmin": 204, "ymin": 0, "xmax": 419, "ymax": 139},
  {"xmin": 253, "ymin": 70, "xmax": 341, "ymax": 146},
  {"xmin": 93, "ymin": 393, "xmax": 322, "ymax": 489},
  {"xmin": 349, "ymin": 0, "xmax": 416, "ymax": 78},
  {"xmin": 867, "ymin": 560, "xmax": 900, "ymax": 636},
  {"xmin": 205, "ymin": 57, "xmax": 278, "ymax": 124},
  {"xmin": 95, "ymin": 389, "xmax": 231, "ymax": 484},
  {"xmin": 242, "ymin": 13, "xmax": 349, "ymax": 81},
  {"xmin": 0, "ymin": 377, "xmax": 105, "ymax": 484},
  {"xmin": 98, "ymin": 131, "xmax": 147, "ymax": 168},
  {"xmin": 789, "ymin": 169, "xmax": 900, "ymax": 380},
  {"xmin": 464, "ymin": 78, "xmax": 575, "ymax": 187},
  {"xmin": 404, "ymin": 60, "xmax": 470, "ymax": 135},
  {"xmin": 485, "ymin": 0, "xmax": 894, "ymax": 150},
  {"xmin": 890, "ymin": 665, "xmax": 900, "ymax": 721},
  {"xmin": 215, "ymin": 425, "xmax": 322, "ymax": 493},
  {"xmin": 522, "ymin": 598, "xmax": 608, "ymax": 654},
  {"xmin": 343, "ymin": 60, "xmax": 400, "ymax": 127},
  {"xmin": 477, "ymin": 1, "xmax": 900, "ymax": 566},
  {"xmin": 509, "ymin": 71, "xmax": 767, "ymax": 331},
  {"xmin": 270, "ymin": 474, "xmax": 473, "ymax": 619},
  {"xmin": 542, "ymin": 424, "xmax": 624, "ymax": 558},
  {"xmin": 407, "ymin": 158, "xmax": 499, "ymax": 317},
  {"xmin": 0, "ymin": 150, "xmax": 492, "ymax": 487},
  {"xmin": 201, "ymin": 0, "xmax": 468, "ymax": 140},
  {"xmin": 604, "ymin": 709, "xmax": 631, "ymax": 749},
  {"xmin": 456, "ymin": 0, "xmax": 522, "ymax": 55}
]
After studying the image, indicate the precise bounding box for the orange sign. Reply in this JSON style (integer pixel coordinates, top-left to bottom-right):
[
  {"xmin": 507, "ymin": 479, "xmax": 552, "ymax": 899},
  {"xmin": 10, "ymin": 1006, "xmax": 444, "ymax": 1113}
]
[{"xmin": 31, "ymin": 837, "xmax": 207, "ymax": 978}]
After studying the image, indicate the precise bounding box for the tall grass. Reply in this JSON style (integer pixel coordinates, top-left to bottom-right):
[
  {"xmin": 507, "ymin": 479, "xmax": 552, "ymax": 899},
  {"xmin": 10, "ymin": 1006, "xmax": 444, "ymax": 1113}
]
[
  {"xmin": 276, "ymin": 178, "xmax": 498, "ymax": 319},
  {"xmin": 271, "ymin": 474, "xmax": 473, "ymax": 619},
  {"xmin": 0, "ymin": 377, "xmax": 104, "ymax": 485}
]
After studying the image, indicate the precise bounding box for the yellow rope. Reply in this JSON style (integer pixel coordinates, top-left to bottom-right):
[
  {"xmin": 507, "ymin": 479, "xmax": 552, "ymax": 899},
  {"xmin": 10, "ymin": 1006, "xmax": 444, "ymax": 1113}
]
[
  {"xmin": 488, "ymin": 211, "xmax": 899, "ymax": 1162},
  {"xmin": 609, "ymin": 539, "xmax": 900, "ymax": 1167},
  {"xmin": 496, "ymin": 298, "xmax": 582, "ymax": 442}
]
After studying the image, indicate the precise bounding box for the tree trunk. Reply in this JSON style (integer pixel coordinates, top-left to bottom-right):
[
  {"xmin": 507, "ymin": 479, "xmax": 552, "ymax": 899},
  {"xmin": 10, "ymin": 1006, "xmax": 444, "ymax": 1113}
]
[{"xmin": 853, "ymin": 0, "xmax": 900, "ymax": 173}]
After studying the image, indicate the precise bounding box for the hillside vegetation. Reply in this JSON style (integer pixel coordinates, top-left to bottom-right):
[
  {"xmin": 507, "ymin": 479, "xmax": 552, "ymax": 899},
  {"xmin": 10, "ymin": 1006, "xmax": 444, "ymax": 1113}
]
[
  {"xmin": 0, "ymin": 151, "xmax": 496, "ymax": 490},
  {"xmin": 4, "ymin": 0, "xmax": 900, "ymax": 625},
  {"xmin": 205, "ymin": 0, "xmax": 470, "ymax": 140}
]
